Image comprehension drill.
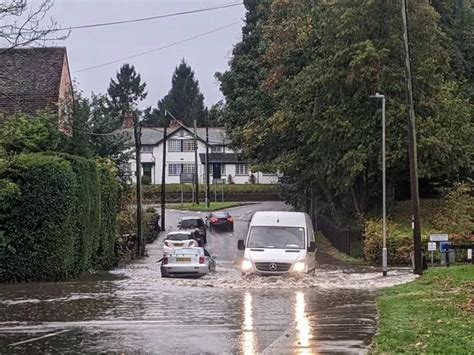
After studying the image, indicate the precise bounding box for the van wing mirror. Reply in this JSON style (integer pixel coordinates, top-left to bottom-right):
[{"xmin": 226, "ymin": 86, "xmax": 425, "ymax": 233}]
[
  {"xmin": 237, "ymin": 239, "xmax": 245, "ymax": 250},
  {"xmin": 308, "ymin": 241, "xmax": 316, "ymax": 252}
]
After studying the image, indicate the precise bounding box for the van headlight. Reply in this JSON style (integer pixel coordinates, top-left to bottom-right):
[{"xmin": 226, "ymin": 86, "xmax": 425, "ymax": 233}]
[
  {"xmin": 293, "ymin": 261, "xmax": 305, "ymax": 273},
  {"xmin": 241, "ymin": 259, "xmax": 253, "ymax": 272}
]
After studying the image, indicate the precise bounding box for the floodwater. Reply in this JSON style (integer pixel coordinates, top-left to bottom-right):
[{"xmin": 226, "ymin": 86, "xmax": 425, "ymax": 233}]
[{"xmin": 0, "ymin": 202, "xmax": 416, "ymax": 354}]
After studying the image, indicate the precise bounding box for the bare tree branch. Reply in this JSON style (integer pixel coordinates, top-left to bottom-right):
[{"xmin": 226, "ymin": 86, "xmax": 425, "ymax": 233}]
[{"xmin": 0, "ymin": 0, "xmax": 68, "ymax": 51}]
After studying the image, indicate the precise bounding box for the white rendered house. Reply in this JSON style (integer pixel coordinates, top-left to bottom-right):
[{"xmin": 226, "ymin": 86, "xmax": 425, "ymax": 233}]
[{"xmin": 125, "ymin": 122, "xmax": 279, "ymax": 185}]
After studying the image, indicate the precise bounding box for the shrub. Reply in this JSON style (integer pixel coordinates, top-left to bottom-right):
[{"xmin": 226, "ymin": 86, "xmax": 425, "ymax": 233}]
[
  {"xmin": 364, "ymin": 185, "xmax": 474, "ymax": 265},
  {"xmin": 0, "ymin": 153, "xmax": 120, "ymax": 282},
  {"xmin": 141, "ymin": 175, "xmax": 151, "ymax": 185}
]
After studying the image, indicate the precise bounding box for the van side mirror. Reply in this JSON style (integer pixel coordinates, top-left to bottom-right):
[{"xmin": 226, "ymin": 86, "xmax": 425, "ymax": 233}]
[
  {"xmin": 238, "ymin": 239, "xmax": 245, "ymax": 250},
  {"xmin": 308, "ymin": 241, "xmax": 316, "ymax": 252}
]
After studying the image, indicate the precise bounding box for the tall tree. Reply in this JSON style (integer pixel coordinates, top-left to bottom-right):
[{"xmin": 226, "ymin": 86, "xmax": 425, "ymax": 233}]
[
  {"xmin": 142, "ymin": 106, "xmax": 161, "ymax": 127},
  {"xmin": 88, "ymin": 93, "xmax": 133, "ymax": 169},
  {"xmin": 157, "ymin": 60, "xmax": 206, "ymax": 127},
  {"xmin": 219, "ymin": 0, "xmax": 473, "ymax": 221},
  {"xmin": 107, "ymin": 64, "xmax": 147, "ymax": 120},
  {"xmin": 431, "ymin": 0, "xmax": 474, "ymax": 94}
]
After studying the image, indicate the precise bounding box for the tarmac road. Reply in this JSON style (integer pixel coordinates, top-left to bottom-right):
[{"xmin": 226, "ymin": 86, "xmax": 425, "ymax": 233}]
[{"xmin": 0, "ymin": 201, "xmax": 415, "ymax": 354}]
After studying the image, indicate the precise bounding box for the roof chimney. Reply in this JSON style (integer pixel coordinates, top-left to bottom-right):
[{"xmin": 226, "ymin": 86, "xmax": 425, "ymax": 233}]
[{"xmin": 122, "ymin": 113, "xmax": 134, "ymax": 129}]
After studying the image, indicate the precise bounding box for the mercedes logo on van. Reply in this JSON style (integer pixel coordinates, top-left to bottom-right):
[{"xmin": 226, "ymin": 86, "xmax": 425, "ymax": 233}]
[{"xmin": 268, "ymin": 263, "xmax": 278, "ymax": 271}]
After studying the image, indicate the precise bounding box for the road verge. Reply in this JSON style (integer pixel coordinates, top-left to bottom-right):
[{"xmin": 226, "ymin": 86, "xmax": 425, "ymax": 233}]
[{"xmin": 371, "ymin": 265, "xmax": 474, "ymax": 353}]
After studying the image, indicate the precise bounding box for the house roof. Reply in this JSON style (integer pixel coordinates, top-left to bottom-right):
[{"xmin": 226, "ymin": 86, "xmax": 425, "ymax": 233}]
[
  {"xmin": 124, "ymin": 126, "xmax": 228, "ymax": 146},
  {"xmin": 198, "ymin": 153, "xmax": 247, "ymax": 164},
  {"xmin": 0, "ymin": 47, "xmax": 67, "ymax": 118}
]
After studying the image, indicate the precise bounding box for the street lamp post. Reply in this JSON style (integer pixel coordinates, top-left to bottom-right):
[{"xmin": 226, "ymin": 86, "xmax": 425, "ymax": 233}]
[{"xmin": 370, "ymin": 93, "xmax": 388, "ymax": 277}]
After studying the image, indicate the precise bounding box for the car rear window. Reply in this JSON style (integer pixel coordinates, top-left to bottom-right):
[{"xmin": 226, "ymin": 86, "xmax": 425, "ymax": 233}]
[
  {"xmin": 181, "ymin": 219, "xmax": 202, "ymax": 228},
  {"xmin": 166, "ymin": 234, "xmax": 192, "ymax": 241},
  {"xmin": 213, "ymin": 212, "xmax": 229, "ymax": 218}
]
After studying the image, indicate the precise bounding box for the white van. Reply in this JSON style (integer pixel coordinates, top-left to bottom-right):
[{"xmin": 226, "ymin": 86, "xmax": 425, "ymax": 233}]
[{"xmin": 237, "ymin": 211, "xmax": 316, "ymax": 275}]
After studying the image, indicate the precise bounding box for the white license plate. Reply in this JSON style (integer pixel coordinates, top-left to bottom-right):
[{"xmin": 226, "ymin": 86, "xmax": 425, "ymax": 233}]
[{"xmin": 176, "ymin": 257, "xmax": 191, "ymax": 263}]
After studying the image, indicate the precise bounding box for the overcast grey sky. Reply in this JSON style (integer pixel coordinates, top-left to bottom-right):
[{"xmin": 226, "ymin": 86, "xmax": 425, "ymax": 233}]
[{"xmin": 47, "ymin": 0, "xmax": 245, "ymax": 108}]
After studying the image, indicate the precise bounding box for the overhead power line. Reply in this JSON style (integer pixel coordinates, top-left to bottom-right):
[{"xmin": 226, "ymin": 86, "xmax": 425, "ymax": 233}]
[
  {"xmin": 57, "ymin": 2, "xmax": 242, "ymax": 31},
  {"xmin": 73, "ymin": 22, "xmax": 240, "ymax": 73}
]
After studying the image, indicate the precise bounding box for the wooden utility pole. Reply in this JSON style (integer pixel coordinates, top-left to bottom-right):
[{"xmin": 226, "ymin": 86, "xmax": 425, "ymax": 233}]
[
  {"xmin": 160, "ymin": 123, "xmax": 168, "ymax": 232},
  {"xmin": 193, "ymin": 119, "xmax": 199, "ymax": 204},
  {"xmin": 133, "ymin": 111, "xmax": 144, "ymax": 257},
  {"xmin": 205, "ymin": 111, "xmax": 210, "ymax": 208},
  {"xmin": 401, "ymin": 0, "xmax": 423, "ymax": 275}
]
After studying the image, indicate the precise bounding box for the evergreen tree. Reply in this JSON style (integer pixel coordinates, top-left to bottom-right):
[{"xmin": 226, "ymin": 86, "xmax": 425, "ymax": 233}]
[
  {"xmin": 87, "ymin": 93, "xmax": 133, "ymax": 169},
  {"xmin": 107, "ymin": 63, "xmax": 147, "ymax": 120},
  {"xmin": 142, "ymin": 106, "xmax": 161, "ymax": 127},
  {"xmin": 157, "ymin": 60, "xmax": 206, "ymax": 127},
  {"xmin": 65, "ymin": 91, "xmax": 92, "ymax": 157}
]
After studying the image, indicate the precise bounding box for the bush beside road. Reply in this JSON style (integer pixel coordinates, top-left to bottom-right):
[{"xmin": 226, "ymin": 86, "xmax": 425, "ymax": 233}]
[
  {"xmin": 166, "ymin": 202, "xmax": 242, "ymax": 212},
  {"xmin": 142, "ymin": 184, "xmax": 280, "ymax": 203},
  {"xmin": 372, "ymin": 265, "xmax": 474, "ymax": 354},
  {"xmin": 364, "ymin": 185, "xmax": 473, "ymax": 265},
  {"xmin": 0, "ymin": 153, "xmax": 120, "ymax": 282}
]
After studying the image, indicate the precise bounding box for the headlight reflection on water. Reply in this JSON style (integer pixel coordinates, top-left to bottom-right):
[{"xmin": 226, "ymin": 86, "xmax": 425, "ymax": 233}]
[
  {"xmin": 242, "ymin": 292, "xmax": 257, "ymax": 355},
  {"xmin": 295, "ymin": 291, "xmax": 312, "ymax": 353}
]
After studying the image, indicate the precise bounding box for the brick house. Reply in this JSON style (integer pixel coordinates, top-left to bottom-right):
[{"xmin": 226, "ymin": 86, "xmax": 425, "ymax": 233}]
[{"xmin": 0, "ymin": 47, "xmax": 74, "ymax": 131}]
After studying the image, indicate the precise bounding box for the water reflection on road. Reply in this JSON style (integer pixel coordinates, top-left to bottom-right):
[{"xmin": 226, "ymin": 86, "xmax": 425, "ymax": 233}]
[
  {"xmin": 295, "ymin": 292, "xmax": 311, "ymax": 353},
  {"xmin": 0, "ymin": 202, "xmax": 415, "ymax": 354},
  {"xmin": 243, "ymin": 292, "xmax": 257, "ymax": 355}
]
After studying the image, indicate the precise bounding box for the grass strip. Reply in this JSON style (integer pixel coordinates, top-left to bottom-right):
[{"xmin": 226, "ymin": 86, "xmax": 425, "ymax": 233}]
[{"xmin": 371, "ymin": 265, "xmax": 474, "ymax": 354}]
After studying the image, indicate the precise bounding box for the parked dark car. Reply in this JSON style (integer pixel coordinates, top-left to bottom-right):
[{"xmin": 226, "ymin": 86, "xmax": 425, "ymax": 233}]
[
  {"xmin": 207, "ymin": 212, "xmax": 234, "ymax": 232},
  {"xmin": 178, "ymin": 217, "xmax": 207, "ymax": 244}
]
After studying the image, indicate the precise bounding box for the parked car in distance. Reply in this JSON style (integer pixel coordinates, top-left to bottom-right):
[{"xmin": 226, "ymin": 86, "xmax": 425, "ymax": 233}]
[
  {"xmin": 163, "ymin": 231, "xmax": 200, "ymax": 255},
  {"xmin": 207, "ymin": 212, "xmax": 234, "ymax": 232},
  {"xmin": 178, "ymin": 217, "xmax": 207, "ymax": 244},
  {"xmin": 161, "ymin": 247, "xmax": 216, "ymax": 278}
]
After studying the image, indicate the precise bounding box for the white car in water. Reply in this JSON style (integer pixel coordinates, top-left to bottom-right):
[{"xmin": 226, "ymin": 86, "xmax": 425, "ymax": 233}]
[
  {"xmin": 161, "ymin": 247, "xmax": 216, "ymax": 278},
  {"xmin": 163, "ymin": 231, "xmax": 200, "ymax": 256}
]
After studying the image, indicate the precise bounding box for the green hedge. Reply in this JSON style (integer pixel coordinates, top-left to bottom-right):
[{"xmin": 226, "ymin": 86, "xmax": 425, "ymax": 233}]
[
  {"xmin": 0, "ymin": 153, "xmax": 120, "ymax": 282},
  {"xmin": 143, "ymin": 183, "xmax": 279, "ymax": 194}
]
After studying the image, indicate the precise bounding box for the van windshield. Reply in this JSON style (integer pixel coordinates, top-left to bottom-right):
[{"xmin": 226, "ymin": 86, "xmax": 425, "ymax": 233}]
[{"xmin": 247, "ymin": 226, "xmax": 305, "ymax": 249}]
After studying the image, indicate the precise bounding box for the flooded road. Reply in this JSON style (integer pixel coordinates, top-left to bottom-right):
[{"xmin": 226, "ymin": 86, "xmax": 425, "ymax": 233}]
[{"xmin": 0, "ymin": 202, "xmax": 415, "ymax": 354}]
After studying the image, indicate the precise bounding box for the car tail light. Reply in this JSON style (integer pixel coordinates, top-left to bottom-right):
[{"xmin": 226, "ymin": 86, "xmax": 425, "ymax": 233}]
[
  {"xmin": 210, "ymin": 218, "xmax": 218, "ymax": 223},
  {"xmin": 199, "ymin": 256, "xmax": 205, "ymax": 264},
  {"xmin": 163, "ymin": 257, "xmax": 168, "ymax": 265},
  {"xmin": 227, "ymin": 217, "xmax": 233, "ymax": 223}
]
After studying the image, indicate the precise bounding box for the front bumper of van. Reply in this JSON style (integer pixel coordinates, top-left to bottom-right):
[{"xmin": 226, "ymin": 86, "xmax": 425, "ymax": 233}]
[{"xmin": 241, "ymin": 259, "xmax": 306, "ymax": 274}]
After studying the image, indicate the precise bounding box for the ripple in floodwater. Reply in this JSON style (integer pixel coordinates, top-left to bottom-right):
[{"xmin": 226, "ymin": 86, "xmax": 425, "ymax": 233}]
[{"xmin": 116, "ymin": 263, "xmax": 417, "ymax": 290}]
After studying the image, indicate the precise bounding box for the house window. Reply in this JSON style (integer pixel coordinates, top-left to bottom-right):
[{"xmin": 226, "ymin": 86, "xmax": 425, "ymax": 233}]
[
  {"xmin": 211, "ymin": 145, "xmax": 222, "ymax": 153},
  {"xmin": 236, "ymin": 164, "xmax": 248, "ymax": 176},
  {"xmin": 142, "ymin": 145, "xmax": 153, "ymax": 153},
  {"xmin": 182, "ymin": 164, "xmax": 195, "ymax": 174},
  {"xmin": 142, "ymin": 163, "xmax": 154, "ymax": 183},
  {"xmin": 168, "ymin": 139, "xmax": 181, "ymax": 152},
  {"xmin": 168, "ymin": 164, "xmax": 181, "ymax": 176},
  {"xmin": 182, "ymin": 140, "xmax": 195, "ymax": 152}
]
